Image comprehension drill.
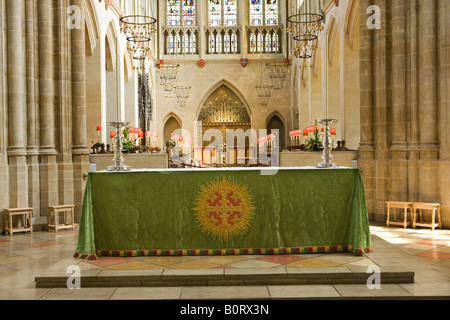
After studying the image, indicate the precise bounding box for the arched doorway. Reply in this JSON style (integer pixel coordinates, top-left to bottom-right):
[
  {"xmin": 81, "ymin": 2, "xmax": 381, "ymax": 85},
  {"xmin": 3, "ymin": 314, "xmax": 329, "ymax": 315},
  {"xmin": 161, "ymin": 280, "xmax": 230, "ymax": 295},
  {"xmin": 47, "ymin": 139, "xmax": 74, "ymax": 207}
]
[
  {"xmin": 267, "ymin": 114, "xmax": 286, "ymax": 150},
  {"xmin": 196, "ymin": 84, "xmax": 253, "ymax": 165},
  {"xmin": 163, "ymin": 113, "xmax": 182, "ymax": 146}
]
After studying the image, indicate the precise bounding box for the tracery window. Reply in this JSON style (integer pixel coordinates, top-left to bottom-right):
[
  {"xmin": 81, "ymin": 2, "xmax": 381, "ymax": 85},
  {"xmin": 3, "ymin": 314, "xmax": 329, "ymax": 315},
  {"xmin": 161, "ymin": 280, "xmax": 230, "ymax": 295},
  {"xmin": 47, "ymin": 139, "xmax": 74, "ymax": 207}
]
[
  {"xmin": 167, "ymin": 0, "xmax": 196, "ymax": 26},
  {"xmin": 249, "ymin": 0, "xmax": 279, "ymax": 26},
  {"xmin": 248, "ymin": 0, "xmax": 281, "ymax": 54},
  {"xmin": 164, "ymin": 0, "xmax": 199, "ymax": 55},
  {"xmin": 206, "ymin": 0, "xmax": 240, "ymax": 54},
  {"xmin": 208, "ymin": 0, "xmax": 238, "ymax": 26}
]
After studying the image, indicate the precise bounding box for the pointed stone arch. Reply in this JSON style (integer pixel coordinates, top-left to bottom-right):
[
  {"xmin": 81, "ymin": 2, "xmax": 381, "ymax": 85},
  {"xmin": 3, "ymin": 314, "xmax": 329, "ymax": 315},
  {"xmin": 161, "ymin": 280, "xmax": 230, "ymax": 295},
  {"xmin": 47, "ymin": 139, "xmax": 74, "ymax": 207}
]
[
  {"xmin": 84, "ymin": 0, "xmax": 100, "ymax": 56},
  {"xmin": 196, "ymin": 79, "xmax": 252, "ymax": 122},
  {"xmin": 344, "ymin": 0, "xmax": 359, "ymax": 49},
  {"xmin": 162, "ymin": 112, "xmax": 183, "ymax": 144},
  {"xmin": 327, "ymin": 16, "xmax": 339, "ymax": 67},
  {"xmin": 105, "ymin": 21, "xmax": 116, "ymax": 71},
  {"xmin": 266, "ymin": 112, "xmax": 287, "ymax": 150}
]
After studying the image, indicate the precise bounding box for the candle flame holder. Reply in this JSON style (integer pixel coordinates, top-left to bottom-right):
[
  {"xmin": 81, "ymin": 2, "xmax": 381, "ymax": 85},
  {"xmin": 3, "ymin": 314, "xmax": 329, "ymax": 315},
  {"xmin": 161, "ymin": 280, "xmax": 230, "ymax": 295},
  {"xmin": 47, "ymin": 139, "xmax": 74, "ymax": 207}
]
[
  {"xmin": 107, "ymin": 121, "xmax": 131, "ymax": 171},
  {"xmin": 316, "ymin": 119, "xmax": 339, "ymax": 169}
]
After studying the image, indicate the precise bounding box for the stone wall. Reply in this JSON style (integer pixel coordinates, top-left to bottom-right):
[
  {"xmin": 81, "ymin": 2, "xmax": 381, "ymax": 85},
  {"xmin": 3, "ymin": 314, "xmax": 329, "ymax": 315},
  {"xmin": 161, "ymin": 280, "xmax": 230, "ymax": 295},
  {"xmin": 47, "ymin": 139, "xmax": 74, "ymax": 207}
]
[
  {"xmin": 358, "ymin": 0, "xmax": 450, "ymax": 227},
  {"xmin": 0, "ymin": 0, "xmax": 91, "ymax": 230}
]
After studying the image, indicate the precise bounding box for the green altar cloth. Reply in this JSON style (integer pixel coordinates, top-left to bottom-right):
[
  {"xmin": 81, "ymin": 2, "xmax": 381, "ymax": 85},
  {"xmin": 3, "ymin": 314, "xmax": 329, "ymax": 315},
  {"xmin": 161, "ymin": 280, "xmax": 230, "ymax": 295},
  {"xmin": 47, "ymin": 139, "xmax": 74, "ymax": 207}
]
[{"xmin": 75, "ymin": 167, "xmax": 372, "ymax": 260}]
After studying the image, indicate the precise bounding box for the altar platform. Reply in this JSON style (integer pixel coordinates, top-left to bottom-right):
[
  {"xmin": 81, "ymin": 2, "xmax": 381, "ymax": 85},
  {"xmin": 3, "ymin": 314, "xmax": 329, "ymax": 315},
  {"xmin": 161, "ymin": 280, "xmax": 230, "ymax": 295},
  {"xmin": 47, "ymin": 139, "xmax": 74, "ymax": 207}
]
[{"xmin": 74, "ymin": 167, "xmax": 372, "ymax": 260}]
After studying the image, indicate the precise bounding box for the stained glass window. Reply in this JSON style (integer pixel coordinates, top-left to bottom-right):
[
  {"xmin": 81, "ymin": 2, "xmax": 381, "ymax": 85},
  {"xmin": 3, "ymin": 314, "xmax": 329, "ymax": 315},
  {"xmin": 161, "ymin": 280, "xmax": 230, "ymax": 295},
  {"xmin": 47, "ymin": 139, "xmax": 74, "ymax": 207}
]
[
  {"xmin": 183, "ymin": 0, "xmax": 196, "ymax": 26},
  {"xmin": 265, "ymin": 0, "xmax": 278, "ymax": 25},
  {"xmin": 250, "ymin": 0, "xmax": 278, "ymax": 26},
  {"xmin": 208, "ymin": 0, "xmax": 237, "ymax": 26},
  {"xmin": 167, "ymin": 0, "xmax": 180, "ymax": 26},
  {"xmin": 224, "ymin": 0, "xmax": 238, "ymax": 26},
  {"xmin": 167, "ymin": 0, "xmax": 196, "ymax": 26},
  {"xmin": 249, "ymin": 0, "xmax": 263, "ymax": 26}
]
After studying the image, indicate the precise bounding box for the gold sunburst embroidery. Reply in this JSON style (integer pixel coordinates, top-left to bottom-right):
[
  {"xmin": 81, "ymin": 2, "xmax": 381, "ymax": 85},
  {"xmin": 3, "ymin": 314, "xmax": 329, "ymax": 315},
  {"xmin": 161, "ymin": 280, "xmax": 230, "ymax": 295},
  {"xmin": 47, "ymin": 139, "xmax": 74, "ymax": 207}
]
[{"xmin": 193, "ymin": 178, "xmax": 256, "ymax": 241}]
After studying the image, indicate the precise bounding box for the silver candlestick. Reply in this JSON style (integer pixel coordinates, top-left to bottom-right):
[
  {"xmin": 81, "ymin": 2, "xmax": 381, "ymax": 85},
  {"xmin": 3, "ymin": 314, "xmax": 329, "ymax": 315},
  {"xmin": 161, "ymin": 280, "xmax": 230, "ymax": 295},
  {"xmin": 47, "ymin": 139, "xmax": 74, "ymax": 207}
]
[
  {"xmin": 316, "ymin": 119, "xmax": 339, "ymax": 169},
  {"xmin": 107, "ymin": 121, "xmax": 130, "ymax": 171}
]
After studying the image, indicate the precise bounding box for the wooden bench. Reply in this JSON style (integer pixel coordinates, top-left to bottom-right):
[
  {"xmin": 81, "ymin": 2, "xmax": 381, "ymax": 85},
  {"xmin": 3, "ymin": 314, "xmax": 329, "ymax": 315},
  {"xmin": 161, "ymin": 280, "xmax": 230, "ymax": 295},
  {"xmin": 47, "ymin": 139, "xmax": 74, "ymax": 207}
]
[
  {"xmin": 386, "ymin": 202, "xmax": 413, "ymax": 229},
  {"xmin": 412, "ymin": 202, "xmax": 442, "ymax": 231},
  {"xmin": 47, "ymin": 205, "xmax": 75, "ymax": 232},
  {"xmin": 4, "ymin": 208, "xmax": 33, "ymax": 236}
]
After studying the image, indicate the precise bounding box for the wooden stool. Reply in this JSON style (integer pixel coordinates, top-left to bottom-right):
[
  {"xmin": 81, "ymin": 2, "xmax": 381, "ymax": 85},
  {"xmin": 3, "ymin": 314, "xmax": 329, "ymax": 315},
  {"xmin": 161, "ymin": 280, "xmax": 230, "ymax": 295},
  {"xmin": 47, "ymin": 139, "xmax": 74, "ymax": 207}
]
[
  {"xmin": 412, "ymin": 203, "xmax": 442, "ymax": 231},
  {"xmin": 47, "ymin": 205, "xmax": 75, "ymax": 232},
  {"xmin": 386, "ymin": 202, "xmax": 413, "ymax": 228},
  {"xmin": 4, "ymin": 208, "xmax": 33, "ymax": 236}
]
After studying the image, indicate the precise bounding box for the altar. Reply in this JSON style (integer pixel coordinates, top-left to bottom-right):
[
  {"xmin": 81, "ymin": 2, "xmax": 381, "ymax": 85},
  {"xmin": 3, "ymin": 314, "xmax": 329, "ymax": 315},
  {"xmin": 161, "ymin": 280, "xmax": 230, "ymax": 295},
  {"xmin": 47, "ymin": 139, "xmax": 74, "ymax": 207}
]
[{"xmin": 75, "ymin": 167, "xmax": 372, "ymax": 260}]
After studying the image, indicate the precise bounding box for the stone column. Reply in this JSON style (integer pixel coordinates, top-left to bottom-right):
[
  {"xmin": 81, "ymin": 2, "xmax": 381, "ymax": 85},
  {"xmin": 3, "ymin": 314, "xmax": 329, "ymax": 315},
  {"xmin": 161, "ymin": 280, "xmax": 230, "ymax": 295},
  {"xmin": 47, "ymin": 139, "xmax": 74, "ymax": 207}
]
[
  {"xmin": 358, "ymin": 0, "xmax": 376, "ymax": 219},
  {"xmin": 56, "ymin": 0, "xmax": 74, "ymax": 207},
  {"xmin": 71, "ymin": 0, "xmax": 90, "ymax": 222},
  {"xmin": 418, "ymin": 0, "xmax": 439, "ymax": 160},
  {"xmin": 359, "ymin": 0, "xmax": 375, "ymax": 157},
  {"xmin": 438, "ymin": 0, "xmax": 450, "ymax": 228},
  {"xmin": 408, "ymin": 0, "xmax": 420, "ymax": 202},
  {"xmin": 418, "ymin": 0, "xmax": 439, "ymax": 203},
  {"xmin": 38, "ymin": 0, "xmax": 58, "ymax": 220},
  {"xmin": 6, "ymin": 0, "xmax": 29, "ymax": 208},
  {"xmin": 1, "ymin": 0, "xmax": 10, "ymax": 231},
  {"xmin": 373, "ymin": 0, "xmax": 390, "ymax": 221},
  {"xmin": 25, "ymin": 0, "xmax": 40, "ymax": 220},
  {"xmin": 100, "ymin": 34, "xmax": 107, "ymax": 142},
  {"xmin": 38, "ymin": 0, "xmax": 56, "ymax": 155},
  {"xmin": 390, "ymin": 0, "xmax": 408, "ymax": 201}
]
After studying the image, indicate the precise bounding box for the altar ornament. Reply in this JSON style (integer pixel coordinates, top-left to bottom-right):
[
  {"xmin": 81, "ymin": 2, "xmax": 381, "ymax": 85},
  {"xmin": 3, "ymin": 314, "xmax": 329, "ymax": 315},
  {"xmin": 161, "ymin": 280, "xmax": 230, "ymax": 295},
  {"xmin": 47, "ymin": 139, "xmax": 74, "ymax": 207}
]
[
  {"xmin": 289, "ymin": 131, "xmax": 295, "ymax": 146},
  {"xmin": 331, "ymin": 128, "xmax": 337, "ymax": 148},
  {"xmin": 110, "ymin": 131, "xmax": 116, "ymax": 150},
  {"xmin": 316, "ymin": 119, "xmax": 339, "ymax": 168},
  {"xmin": 146, "ymin": 131, "xmax": 151, "ymax": 147},
  {"xmin": 107, "ymin": 121, "xmax": 130, "ymax": 171},
  {"xmin": 290, "ymin": 130, "xmax": 296, "ymax": 145},
  {"xmin": 96, "ymin": 126, "xmax": 101, "ymax": 141}
]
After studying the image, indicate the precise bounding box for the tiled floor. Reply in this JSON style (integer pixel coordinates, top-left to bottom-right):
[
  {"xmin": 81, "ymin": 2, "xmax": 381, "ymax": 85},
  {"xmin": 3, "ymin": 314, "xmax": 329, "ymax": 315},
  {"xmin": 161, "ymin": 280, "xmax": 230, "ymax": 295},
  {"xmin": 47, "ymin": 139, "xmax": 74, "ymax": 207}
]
[{"xmin": 0, "ymin": 224, "xmax": 449, "ymax": 300}]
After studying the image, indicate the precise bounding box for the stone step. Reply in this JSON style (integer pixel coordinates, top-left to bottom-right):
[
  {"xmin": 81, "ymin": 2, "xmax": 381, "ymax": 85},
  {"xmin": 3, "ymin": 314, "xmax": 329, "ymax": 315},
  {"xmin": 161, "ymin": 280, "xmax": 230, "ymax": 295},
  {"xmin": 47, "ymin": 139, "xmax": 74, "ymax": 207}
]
[{"xmin": 35, "ymin": 267, "xmax": 414, "ymax": 288}]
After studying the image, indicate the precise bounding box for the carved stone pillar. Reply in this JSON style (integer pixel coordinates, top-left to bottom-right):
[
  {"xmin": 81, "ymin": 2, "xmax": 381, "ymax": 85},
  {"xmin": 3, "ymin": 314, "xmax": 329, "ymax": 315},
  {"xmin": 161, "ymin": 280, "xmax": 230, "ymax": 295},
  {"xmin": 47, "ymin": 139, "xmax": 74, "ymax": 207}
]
[
  {"xmin": 389, "ymin": 0, "xmax": 408, "ymax": 202},
  {"xmin": 418, "ymin": 0, "xmax": 439, "ymax": 203},
  {"xmin": 6, "ymin": 0, "xmax": 29, "ymax": 208},
  {"xmin": 25, "ymin": 0, "xmax": 40, "ymax": 222},
  {"xmin": 418, "ymin": 0, "xmax": 439, "ymax": 160},
  {"xmin": 71, "ymin": 0, "xmax": 90, "ymax": 222},
  {"xmin": 408, "ymin": 0, "xmax": 420, "ymax": 203},
  {"xmin": 38, "ymin": 0, "xmax": 58, "ymax": 219}
]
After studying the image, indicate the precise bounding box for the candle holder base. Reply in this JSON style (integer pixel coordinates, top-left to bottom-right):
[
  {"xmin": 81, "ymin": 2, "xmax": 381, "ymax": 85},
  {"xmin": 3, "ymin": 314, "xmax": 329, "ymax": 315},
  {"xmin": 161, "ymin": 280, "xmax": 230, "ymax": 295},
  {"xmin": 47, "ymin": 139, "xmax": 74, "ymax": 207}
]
[
  {"xmin": 107, "ymin": 121, "xmax": 131, "ymax": 172},
  {"xmin": 316, "ymin": 118, "xmax": 339, "ymax": 169}
]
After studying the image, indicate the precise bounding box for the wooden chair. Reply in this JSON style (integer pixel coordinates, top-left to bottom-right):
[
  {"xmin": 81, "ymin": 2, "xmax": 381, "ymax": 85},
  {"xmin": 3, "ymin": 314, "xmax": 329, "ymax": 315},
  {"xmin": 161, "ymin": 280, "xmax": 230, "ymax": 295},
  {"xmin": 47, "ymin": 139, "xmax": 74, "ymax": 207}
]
[
  {"xmin": 386, "ymin": 202, "xmax": 413, "ymax": 228},
  {"xmin": 4, "ymin": 208, "xmax": 33, "ymax": 235},
  {"xmin": 412, "ymin": 203, "xmax": 442, "ymax": 231}
]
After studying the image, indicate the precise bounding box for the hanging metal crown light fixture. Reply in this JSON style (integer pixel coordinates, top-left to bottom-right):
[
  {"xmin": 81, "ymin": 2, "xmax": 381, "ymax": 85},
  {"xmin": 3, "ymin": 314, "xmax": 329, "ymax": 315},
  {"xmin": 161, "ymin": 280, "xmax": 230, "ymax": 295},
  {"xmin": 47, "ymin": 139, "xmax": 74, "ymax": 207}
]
[
  {"xmin": 265, "ymin": 62, "xmax": 290, "ymax": 90},
  {"xmin": 174, "ymin": 86, "xmax": 192, "ymax": 109},
  {"xmin": 287, "ymin": 9, "xmax": 324, "ymax": 60},
  {"xmin": 120, "ymin": 15, "xmax": 157, "ymax": 42},
  {"xmin": 156, "ymin": 64, "xmax": 180, "ymax": 93},
  {"xmin": 120, "ymin": 15, "xmax": 157, "ymax": 70},
  {"xmin": 255, "ymin": 85, "xmax": 273, "ymax": 108}
]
